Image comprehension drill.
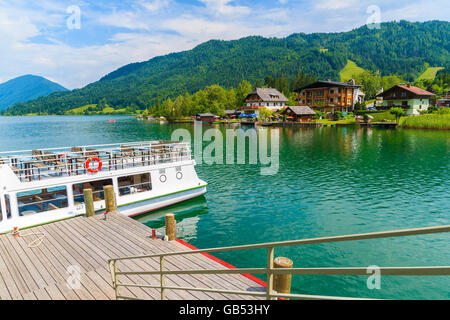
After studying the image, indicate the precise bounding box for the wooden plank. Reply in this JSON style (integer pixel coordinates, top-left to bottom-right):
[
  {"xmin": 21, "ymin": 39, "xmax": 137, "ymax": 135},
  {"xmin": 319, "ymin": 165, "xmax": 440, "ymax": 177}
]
[
  {"xmin": 0, "ymin": 234, "xmax": 31, "ymax": 296},
  {"xmin": 44, "ymin": 283, "xmax": 66, "ymax": 300},
  {"xmin": 13, "ymin": 231, "xmax": 58, "ymax": 287},
  {"xmin": 33, "ymin": 287, "xmax": 51, "ymax": 300},
  {"xmin": 57, "ymin": 219, "xmax": 111, "ymax": 265},
  {"xmin": 81, "ymin": 217, "xmax": 208, "ymax": 300},
  {"xmin": 79, "ymin": 272, "xmax": 109, "ymax": 300},
  {"xmin": 29, "ymin": 231, "xmax": 69, "ymax": 284},
  {"xmin": 33, "ymin": 225, "xmax": 81, "ymax": 275},
  {"xmin": 95, "ymin": 265, "xmax": 154, "ymax": 300},
  {"xmin": 105, "ymin": 216, "xmax": 234, "ymax": 296},
  {"xmin": 22, "ymin": 290, "xmax": 37, "ymax": 300},
  {"xmin": 98, "ymin": 215, "xmax": 239, "ymax": 299},
  {"xmin": 0, "ymin": 270, "xmax": 12, "ymax": 300},
  {"xmin": 3, "ymin": 233, "xmax": 48, "ymax": 290},
  {"xmin": 70, "ymin": 283, "xmax": 96, "ymax": 300},
  {"xmin": 71, "ymin": 217, "xmax": 184, "ymax": 300},
  {"xmin": 61, "ymin": 218, "xmax": 166, "ymax": 300},
  {"xmin": 26, "ymin": 225, "xmax": 96, "ymax": 300},
  {"xmin": 0, "ymin": 244, "xmax": 24, "ymax": 299},
  {"xmin": 86, "ymin": 216, "xmax": 219, "ymax": 299},
  {"xmin": 55, "ymin": 281, "xmax": 81, "ymax": 300},
  {"xmin": 107, "ymin": 214, "xmax": 259, "ymax": 298},
  {"xmin": 85, "ymin": 270, "xmax": 116, "ymax": 300},
  {"xmin": 41, "ymin": 221, "xmax": 98, "ymax": 271}
]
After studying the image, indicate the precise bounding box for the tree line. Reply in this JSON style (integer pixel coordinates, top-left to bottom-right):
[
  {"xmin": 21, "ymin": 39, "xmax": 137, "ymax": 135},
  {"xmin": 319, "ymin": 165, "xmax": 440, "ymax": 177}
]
[{"xmin": 149, "ymin": 73, "xmax": 317, "ymax": 120}]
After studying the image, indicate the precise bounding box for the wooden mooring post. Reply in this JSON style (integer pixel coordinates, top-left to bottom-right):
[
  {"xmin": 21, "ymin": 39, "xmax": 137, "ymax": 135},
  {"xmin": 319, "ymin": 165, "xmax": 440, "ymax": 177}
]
[
  {"xmin": 273, "ymin": 257, "xmax": 293, "ymax": 299},
  {"xmin": 83, "ymin": 188, "xmax": 95, "ymax": 217},
  {"xmin": 104, "ymin": 185, "xmax": 117, "ymax": 213},
  {"xmin": 165, "ymin": 214, "xmax": 176, "ymax": 241}
]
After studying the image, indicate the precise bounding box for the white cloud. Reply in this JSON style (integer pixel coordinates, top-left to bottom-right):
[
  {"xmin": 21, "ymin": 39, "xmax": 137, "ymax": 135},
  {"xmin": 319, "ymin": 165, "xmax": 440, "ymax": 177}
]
[
  {"xmin": 198, "ymin": 0, "xmax": 250, "ymax": 16},
  {"xmin": 315, "ymin": 0, "xmax": 358, "ymax": 10},
  {"xmin": 97, "ymin": 9, "xmax": 152, "ymax": 30},
  {"xmin": 0, "ymin": 10, "xmax": 40, "ymax": 43},
  {"xmin": 141, "ymin": 0, "xmax": 171, "ymax": 12}
]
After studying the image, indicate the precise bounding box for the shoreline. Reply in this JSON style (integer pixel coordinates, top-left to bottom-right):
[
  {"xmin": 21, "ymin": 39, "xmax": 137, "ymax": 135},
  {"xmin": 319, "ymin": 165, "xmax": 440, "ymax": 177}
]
[{"xmin": 1, "ymin": 114, "xmax": 449, "ymax": 130}]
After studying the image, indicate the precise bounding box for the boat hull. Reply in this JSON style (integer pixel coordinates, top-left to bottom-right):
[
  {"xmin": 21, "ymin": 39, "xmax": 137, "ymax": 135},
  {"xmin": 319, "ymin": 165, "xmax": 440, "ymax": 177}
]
[{"xmin": 120, "ymin": 186, "xmax": 207, "ymax": 218}]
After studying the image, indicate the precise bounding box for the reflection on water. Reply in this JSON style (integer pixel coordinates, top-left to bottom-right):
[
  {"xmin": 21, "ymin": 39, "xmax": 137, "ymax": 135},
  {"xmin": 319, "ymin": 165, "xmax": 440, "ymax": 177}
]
[{"xmin": 137, "ymin": 196, "xmax": 208, "ymax": 242}]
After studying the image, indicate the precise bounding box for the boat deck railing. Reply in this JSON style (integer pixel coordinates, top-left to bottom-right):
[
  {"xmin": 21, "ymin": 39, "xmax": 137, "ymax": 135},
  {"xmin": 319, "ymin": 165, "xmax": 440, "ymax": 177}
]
[
  {"xmin": 0, "ymin": 141, "xmax": 191, "ymax": 183},
  {"xmin": 108, "ymin": 224, "xmax": 450, "ymax": 300}
]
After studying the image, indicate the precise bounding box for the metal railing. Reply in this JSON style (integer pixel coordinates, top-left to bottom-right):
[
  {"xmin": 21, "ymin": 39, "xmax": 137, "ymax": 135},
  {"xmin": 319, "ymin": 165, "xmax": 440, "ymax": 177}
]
[
  {"xmin": 0, "ymin": 141, "xmax": 191, "ymax": 182},
  {"xmin": 108, "ymin": 224, "xmax": 450, "ymax": 300}
]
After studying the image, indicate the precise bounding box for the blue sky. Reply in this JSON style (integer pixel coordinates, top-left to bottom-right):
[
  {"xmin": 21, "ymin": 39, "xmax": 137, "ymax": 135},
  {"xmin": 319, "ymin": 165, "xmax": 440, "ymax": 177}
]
[{"xmin": 0, "ymin": 0, "xmax": 448, "ymax": 89}]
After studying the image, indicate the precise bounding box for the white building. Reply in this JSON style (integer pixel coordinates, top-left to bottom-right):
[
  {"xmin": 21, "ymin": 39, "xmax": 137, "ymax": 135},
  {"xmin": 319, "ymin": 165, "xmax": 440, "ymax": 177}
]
[
  {"xmin": 376, "ymin": 84, "xmax": 435, "ymax": 116},
  {"xmin": 243, "ymin": 88, "xmax": 289, "ymax": 114}
]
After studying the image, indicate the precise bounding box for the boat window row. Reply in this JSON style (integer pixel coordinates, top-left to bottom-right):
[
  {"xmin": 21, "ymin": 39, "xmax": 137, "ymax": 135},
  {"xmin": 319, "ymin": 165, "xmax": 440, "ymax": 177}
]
[
  {"xmin": 17, "ymin": 186, "xmax": 69, "ymax": 216},
  {"xmin": 118, "ymin": 173, "xmax": 152, "ymax": 196},
  {"xmin": 73, "ymin": 178, "xmax": 113, "ymax": 204},
  {"xmin": 1, "ymin": 172, "xmax": 153, "ymax": 219}
]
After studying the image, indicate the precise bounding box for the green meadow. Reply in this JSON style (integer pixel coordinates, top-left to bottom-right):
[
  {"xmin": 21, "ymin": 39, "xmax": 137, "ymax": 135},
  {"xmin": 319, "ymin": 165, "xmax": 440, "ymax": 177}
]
[{"xmin": 339, "ymin": 60, "xmax": 365, "ymax": 82}]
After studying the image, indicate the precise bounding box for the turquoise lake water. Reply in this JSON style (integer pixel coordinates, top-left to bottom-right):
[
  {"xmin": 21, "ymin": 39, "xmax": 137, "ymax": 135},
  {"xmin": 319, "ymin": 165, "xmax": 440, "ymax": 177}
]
[{"xmin": 0, "ymin": 115, "xmax": 449, "ymax": 299}]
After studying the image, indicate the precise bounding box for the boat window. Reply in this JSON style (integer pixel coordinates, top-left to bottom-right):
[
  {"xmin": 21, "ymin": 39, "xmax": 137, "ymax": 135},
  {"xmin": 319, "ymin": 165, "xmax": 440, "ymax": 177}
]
[
  {"xmin": 5, "ymin": 195, "xmax": 11, "ymax": 219},
  {"xmin": 16, "ymin": 187, "xmax": 68, "ymax": 217},
  {"xmin": 118, "ymin": 173, "xmax": 152, "ymax": 196},
  {"xmin": 72, "ymin": 179, "xmax": 113, "ymax": 204}
]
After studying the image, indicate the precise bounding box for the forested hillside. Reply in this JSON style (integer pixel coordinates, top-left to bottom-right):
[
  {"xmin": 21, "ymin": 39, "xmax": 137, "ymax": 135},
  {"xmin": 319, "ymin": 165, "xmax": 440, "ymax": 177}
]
[{"xmin": 5, "ymin": 20, "xmax": 449, "ymax": 115}]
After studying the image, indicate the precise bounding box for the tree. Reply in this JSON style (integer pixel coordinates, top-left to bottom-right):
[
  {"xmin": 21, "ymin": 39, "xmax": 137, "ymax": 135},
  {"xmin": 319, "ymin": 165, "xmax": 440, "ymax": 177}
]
[
  {"xmin": 259, "ymin": 108, "xmax": 274, "ymax": 121},
  {"xmin": 390, "ymin": 107, "xmax": 405, "ymax": 123},
  {"xmin": 236, "ymin": 80, "xmax": 253, "ymax": 107},
  {"xmin": 279, "ymin": 73, "xmax": 290, "ymax": 94},
  {"xmin": 97, "ymin": 98, "xmax": 107, "ymax": 110},
  {"xmin": 354, "ymin": 101, "xmax": 364, "ymax": 111},
  {"xmin": 355, "ymin": 70, "xmax": 382, "ymax": 99},
  {"xmin": 382, "ymin": 75, "xmax": 405, "ymax": 91}
]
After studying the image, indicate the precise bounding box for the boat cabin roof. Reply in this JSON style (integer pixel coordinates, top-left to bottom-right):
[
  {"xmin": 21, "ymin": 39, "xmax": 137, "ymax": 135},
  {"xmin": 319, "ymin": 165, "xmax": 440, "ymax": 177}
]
[{"xmin": 0, "ymin": 141, "xmax": 191, "ymax": 185}]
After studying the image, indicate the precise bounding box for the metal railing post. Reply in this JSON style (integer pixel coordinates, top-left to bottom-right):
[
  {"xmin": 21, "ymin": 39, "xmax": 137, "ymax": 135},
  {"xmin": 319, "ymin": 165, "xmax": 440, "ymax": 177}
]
[
  {"xmin": 266, "ymin": 247, "xmax": 274, "ymax": 300},
  {"xmin": 160, "ymin": 256, "xmax": 166, "ymax": 300},
  {"xmin": 109, "ymin": 260, "xmax": 119, "ymax": 300}
]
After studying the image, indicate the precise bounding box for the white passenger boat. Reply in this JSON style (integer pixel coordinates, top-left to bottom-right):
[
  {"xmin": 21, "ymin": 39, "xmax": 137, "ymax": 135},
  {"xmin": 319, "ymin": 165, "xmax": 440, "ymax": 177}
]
[{"xmin": 0, "ymin": 141, "xmax": 207, "ymax": 234}]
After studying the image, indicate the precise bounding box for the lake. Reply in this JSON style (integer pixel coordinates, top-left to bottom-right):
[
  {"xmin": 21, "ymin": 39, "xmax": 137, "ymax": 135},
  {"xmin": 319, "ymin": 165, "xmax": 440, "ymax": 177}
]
[{"xmin": 0, "ymin": 115, "xmax": 449, "ymax": 299}]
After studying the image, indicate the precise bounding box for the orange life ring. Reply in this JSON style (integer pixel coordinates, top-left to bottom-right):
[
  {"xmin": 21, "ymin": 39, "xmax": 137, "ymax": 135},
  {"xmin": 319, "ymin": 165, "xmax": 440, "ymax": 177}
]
[{"xmin": 86, "ymin": 157, "xmax": 102, "ymax": 173}]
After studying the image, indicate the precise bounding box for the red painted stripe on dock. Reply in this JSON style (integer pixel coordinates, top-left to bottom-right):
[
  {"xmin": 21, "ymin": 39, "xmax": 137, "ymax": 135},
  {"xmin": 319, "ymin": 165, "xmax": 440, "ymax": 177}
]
[{"xmin": 175, "ymin": 239, "xmax": 267, "ymax": 288}]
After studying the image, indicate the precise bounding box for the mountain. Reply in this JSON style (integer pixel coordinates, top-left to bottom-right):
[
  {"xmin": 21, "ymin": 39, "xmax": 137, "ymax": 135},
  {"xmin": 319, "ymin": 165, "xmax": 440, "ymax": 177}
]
[
  {"xmin": 5, "ymin": 20, "xmax": 450, "ymax": 115},
  {"xmin": 0, "ymin": 75, "xmax": 67, "ymax": 111}
]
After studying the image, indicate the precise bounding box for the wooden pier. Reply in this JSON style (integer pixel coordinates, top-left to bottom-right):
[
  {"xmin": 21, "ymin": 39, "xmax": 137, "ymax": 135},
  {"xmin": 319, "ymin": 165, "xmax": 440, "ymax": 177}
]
[{"xmin": 0, "ymin": 213, "xmax": 265, "ymax": 300}]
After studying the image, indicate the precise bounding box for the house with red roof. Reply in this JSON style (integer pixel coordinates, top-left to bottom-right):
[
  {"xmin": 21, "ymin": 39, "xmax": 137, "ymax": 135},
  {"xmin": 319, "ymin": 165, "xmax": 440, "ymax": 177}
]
[{"xmin": 376, "ymin": 84, "xmax": 435, "ymax": 115}]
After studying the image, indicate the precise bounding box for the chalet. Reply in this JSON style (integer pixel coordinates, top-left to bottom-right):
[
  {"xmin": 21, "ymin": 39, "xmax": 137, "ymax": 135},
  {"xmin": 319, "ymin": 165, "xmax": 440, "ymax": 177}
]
[
  {"xmin": 376, "ymin": 84, "xmax": 435, "ymax": 115},
  {"xmin": 296, "ymin": 80, "xmax": 364, "ymax": 113},
  {"xmin": 281, "ymin": 106, "xmax": 316, "ymax": 122},
  {"xmin": 242, "ymin": 88, "xmax": 289, "ymax": 115},
  {"xmin": 196, "ymin": 113, "xmax": 216, "ymax": 122}
]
